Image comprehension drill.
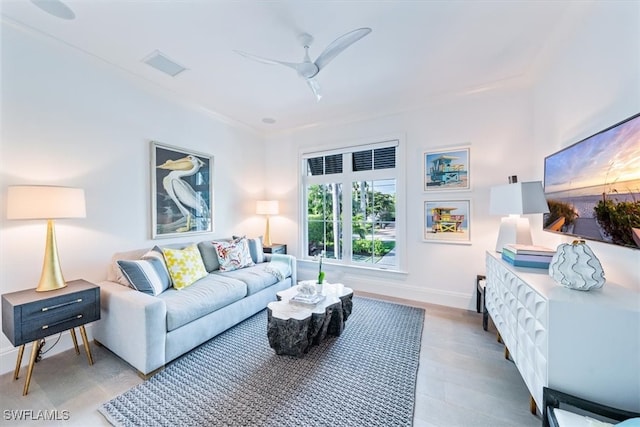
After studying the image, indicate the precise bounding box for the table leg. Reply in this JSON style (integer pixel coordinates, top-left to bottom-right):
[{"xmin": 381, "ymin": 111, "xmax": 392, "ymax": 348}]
[
  {"xmin": 529, "ymin": 395, "xmax": 537, "ymax": 415},
  {"xmin": 23, "ymin": 340, "xmax": 41, "ymax": 396},
  {"xmin": 79, "ymin": 325, "xmax": 94, "ymax": 365},
  {"xmin": 482, "ymin": 306, "xmax": 489, "ymax": 331},
  {"xmin": 70, "ymin": 328, "xmax": 80, "ymax": 354},
  {"xmin": 13, "ymin": 344, "xmax": 25, "ymax": 380}
]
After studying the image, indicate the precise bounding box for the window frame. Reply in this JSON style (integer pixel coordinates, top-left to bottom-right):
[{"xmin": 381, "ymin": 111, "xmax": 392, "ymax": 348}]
[{"xmin": 300, "ymin": 136, "xmax": 405, "ymax": 272}]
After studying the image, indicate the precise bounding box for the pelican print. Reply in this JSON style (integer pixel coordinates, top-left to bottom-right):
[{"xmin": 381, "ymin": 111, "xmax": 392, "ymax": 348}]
[{"xmin": 157, "ymin": 155, "xmax": 210, "ymax": 232}]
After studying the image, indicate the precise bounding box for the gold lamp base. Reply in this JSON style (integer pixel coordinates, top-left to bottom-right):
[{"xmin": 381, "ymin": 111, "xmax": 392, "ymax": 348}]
[
  {"xmin": 263, "ymin": 216, "xmax": 272, "ymax": 247},
  {"xmin": 36, "ymin": 219, "xmax": 67, "ymax": 292}
]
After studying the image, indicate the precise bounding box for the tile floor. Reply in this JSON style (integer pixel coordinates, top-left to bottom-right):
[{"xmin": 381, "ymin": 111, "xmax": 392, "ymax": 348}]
[{"xmin": 0, "ymin": 293, "xmax": 540, "ymax": 426}]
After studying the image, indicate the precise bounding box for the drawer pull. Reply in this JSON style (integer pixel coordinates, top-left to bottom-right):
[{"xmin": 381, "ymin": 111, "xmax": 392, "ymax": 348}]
[
  {"xmin": 41, "ymin": 298, "xmax": 83, "ymax": 312},
  {"xmin": 42, "ymin": 315, "xmax": 82, "ymax": 330}
]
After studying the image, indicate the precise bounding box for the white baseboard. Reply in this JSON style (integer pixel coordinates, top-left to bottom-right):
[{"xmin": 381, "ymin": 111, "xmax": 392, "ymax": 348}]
[
  {"xmin": 348, "ymin": 279, "xmax": 474, "ymax": 310},
  {"xmin": 0, "ymin": 324, "xmax": 95, "ymax": 376},
  {"xmin": 297, "ymin": 262, "xmax": 475, "ymax": 310}
]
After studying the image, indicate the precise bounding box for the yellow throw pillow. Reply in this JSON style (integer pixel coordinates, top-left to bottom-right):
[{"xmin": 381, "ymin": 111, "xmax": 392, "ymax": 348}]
[{"xmin": 162, "ymin": 245, "xmax": 208, "ymax": 290}]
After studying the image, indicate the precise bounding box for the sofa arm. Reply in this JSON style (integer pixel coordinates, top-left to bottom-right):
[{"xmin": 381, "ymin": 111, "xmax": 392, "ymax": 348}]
[
  {"xmin": 92, "ymin": 281, "xmax": 167, "ymax": 376},
  {"xmin": 264, "ymin": 253, "xmax": 297, "ymax": 285}
]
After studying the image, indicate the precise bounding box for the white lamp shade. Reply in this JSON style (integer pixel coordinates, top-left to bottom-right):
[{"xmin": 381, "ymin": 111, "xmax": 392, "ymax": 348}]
[
  {"xmin": 7, "ymin": 186, "xmax": 86, "ymax": 219},
  {"xmin": 256, "ymin": 200, "xmax": 279, "ymax": 216},
  {"xmin": 489, "ymin": 181, "xmax": 548, "ymax": 252},
  {"xmin": 489, "ymin": 181, "xmax": 549, "ymax": 215}
]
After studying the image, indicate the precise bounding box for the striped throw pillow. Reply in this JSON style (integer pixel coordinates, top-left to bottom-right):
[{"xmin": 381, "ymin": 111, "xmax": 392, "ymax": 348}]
[
  {"xmin": 143, "ymin": 246, "xmax": 172, "ymax": 286},
  {"xmin": 117, "ymin": 258, "xmax": 171, "ymax": 296},
  {"xmin": 248, "ymin": 237, "xmax": 265, "ymax": 264}
]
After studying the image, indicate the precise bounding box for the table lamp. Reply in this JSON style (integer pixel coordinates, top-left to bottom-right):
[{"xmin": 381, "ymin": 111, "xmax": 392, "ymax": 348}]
[
  {"xmin": 489, "ymin": 180, "xmax": 549, "ymax": 253},
  {"xmin": 7, "ymin": 185, "xmax": 86, "ymax": 292},
  {"xmin": 256, "ymin": 200, "xmax": 279, "ymax": 247}
]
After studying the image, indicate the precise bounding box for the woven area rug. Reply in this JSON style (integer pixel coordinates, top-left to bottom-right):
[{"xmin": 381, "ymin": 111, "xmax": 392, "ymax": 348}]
[{"xmin": 99, "ymin": 296, "xmax": 424, "ymax": 427}]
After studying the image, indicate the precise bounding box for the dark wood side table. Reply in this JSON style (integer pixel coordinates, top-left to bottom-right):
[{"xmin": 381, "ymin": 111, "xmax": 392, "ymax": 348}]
[
  {"xmin": 263, "ymin": 243, "xmax": 287, "ymax": 254},
  {"xmin": 1, "ymin": 279, "xmax": 100, "ymax": 395}
]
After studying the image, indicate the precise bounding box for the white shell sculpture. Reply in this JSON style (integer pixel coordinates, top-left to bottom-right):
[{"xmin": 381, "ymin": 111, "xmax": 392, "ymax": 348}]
[{"xmin": 549, "ymin": 240, "xmax": 606, "ymax": 291}]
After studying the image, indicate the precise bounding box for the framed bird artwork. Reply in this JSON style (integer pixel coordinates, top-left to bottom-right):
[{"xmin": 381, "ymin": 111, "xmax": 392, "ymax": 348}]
[{"xmin": 151, "ymin": 141, "xmax": 214, "ymax": 238}]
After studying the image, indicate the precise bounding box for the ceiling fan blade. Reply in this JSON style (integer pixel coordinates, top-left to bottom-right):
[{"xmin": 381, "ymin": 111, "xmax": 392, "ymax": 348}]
[
  {"xmin": 234, "ymin": 50, "xmax": 300, "ymax": 71},
  {"xmin": 306, "ymin": 78, "xmax": 322, "ymax": 101},
  {"xmin": 314, "ymin": 27, "xmax": 372, "ymax": 71}
]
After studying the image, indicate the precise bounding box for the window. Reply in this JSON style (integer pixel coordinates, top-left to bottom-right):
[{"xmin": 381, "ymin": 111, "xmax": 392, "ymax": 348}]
[{"xmin": 302, "ymin": 140, "xmax": 401, "ymax": 270}]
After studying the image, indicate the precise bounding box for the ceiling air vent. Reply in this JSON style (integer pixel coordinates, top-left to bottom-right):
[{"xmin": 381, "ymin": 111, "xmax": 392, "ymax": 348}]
[{"xmin": 143, "ymin": 51, "xmax": 187, "ymax": 77}]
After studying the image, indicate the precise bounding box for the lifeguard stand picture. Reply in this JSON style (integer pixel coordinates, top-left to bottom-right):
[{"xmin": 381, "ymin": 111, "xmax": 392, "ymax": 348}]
[
  {"xmin": 424, "ymin": 147, "xmax": 470, "ymax": 191},
  {"xmin": 431, "ymin": 206, "xmax": 465, "ymax": 233},
  {"xmin": 429, "ymin": 156, "xmax": 465, "ymax": 186},
  {"xmin": 424, "ymin": 200, "xmax": 471, "ymax": 243}
]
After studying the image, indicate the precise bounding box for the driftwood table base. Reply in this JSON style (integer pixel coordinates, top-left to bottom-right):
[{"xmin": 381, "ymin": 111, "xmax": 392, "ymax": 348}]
[{"xmin": 267, "ymin": 283, "xmax": 353, "ymax": 357}]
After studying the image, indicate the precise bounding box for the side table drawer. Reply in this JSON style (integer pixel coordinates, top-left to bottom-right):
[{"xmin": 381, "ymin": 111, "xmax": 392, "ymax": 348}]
[
  {"xmin": 2, "ymin": 281, "xmax": 100, "ymax": 347},
  {"xmin": 22, "ymin": 290, "xmax": 99, "ymax": 343}
]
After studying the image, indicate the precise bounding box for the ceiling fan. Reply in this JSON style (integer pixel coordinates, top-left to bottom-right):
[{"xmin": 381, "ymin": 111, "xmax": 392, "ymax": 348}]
[{"xmin": 234, "ymin": 27, "xmax": 372, "ymax": 101}]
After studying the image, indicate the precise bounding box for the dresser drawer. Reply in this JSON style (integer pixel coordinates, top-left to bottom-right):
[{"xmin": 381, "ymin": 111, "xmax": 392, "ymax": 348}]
[{"xmin": 2, "ymin": 280, "xmax": 100, "ymax": 347}]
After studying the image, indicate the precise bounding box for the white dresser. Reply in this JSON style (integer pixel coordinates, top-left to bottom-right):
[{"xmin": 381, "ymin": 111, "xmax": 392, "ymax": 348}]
[{"xmin": 484, "ymin": 251, "xmax": 640, "ymax": 413}]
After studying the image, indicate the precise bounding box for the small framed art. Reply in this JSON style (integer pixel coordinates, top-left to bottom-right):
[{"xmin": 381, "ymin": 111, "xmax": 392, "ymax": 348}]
[
  {"xmin": 424, "ymin": 199, "xmax": 471, "ymax": 244},
  {"xmin": 424, "ymin": 146, "xmax": 470, "ymax": 191},
  {"xmin": 151, "ymin": 141, "xmax": 214, "ymax": 238}
]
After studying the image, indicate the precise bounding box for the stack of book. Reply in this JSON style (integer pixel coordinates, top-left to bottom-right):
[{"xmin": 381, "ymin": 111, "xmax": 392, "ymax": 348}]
[
  {"xmin": 501, "ymin": 244, "xmax": 556, "ymax": 269},
  {"xmin": 290, "ymin": 292, "xmax": 325, "ymax": 306}
]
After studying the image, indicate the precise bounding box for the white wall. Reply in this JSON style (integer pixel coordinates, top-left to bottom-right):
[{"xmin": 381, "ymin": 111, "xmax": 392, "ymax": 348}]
[
  {"xmin": 531, "ymin": 0, "xmax": 640, "ymax": 288},
  {"xmin": 0, "ymin": 22, "xmax": 266, "ymax": 369},
  {"xmin": 265, "ymin": 0, "xmax": 640, "ymax": 307},
  {"xmin": 266, "ymin": 84, "xmax": 539, "ymax": 309}
]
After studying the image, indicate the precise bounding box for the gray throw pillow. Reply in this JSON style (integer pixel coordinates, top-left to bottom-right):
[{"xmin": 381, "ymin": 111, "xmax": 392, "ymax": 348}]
[{"xmin": 197, "ymin": 241, "xmax": 220, "ymax": 272}]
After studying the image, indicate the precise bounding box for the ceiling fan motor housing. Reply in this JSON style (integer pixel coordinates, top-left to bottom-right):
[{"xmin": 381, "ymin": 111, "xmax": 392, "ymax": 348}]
[{"xmin": 298, "ymin": 62, "xmax": 319, "ymax": 79}]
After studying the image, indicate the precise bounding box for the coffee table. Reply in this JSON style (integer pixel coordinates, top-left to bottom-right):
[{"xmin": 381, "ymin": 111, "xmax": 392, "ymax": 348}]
[{"xmin": 267, "ymin": 282, "xmax": 353, "ymax": 357}]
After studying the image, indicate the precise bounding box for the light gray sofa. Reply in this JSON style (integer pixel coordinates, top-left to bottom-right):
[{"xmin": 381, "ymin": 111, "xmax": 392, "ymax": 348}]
[{"xmin": 92, "ymin": 240, "xmax": 296, "ymax": 377}]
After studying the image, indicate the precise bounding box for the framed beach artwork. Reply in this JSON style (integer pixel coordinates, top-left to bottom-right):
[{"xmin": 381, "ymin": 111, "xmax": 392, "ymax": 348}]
[
  {"xmin": 424, "ymin": 199, "xmax": 471, "ymax": 244},
  {"xmin": 424, "ymin": 146, "xmax": 470, "ymax": 191},
  {"xmin": 151, "ymin": 141, "xmax": 214, "ymax": 238}
]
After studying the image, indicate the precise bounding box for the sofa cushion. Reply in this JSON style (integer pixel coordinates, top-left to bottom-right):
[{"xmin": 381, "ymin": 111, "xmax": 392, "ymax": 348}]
[
  {"xmin": 197, "ymin": 240, "xmax": 221, "ymax": 272},
  {"xmin": 158, "ymin": 274, "xmax": 248, "ymax": 331},
  {"xmin": 143, "ymin": 246, "xmax": 172, "ymax": 283},
  {"xmin": 214, "ymin": 263, "xmax": 279, "ymax": 295},
  {"xmin": 110, "ymin": 244, "xmax": 187, "ymax": 287},
  {"xmin": 162, "ymin": 245, "xmax": 208, "ymax": 290},
  {"xmin": 247, "ymin": 237, "xmax": 265, "ymax": 264},
  {"xmin": 212, "ymin": 239, "xmax": 254, "ymax": 272},
  {"xmin": 117, "ymin": 258, "xmax": 171, "ymax": 296},
  {"xmin": 233, "ymin": 235, "xmax": 265, "ymax": 264},
  {"xmin": 109, "ymin": 248, "xmax": 149, "ymax": 286}
]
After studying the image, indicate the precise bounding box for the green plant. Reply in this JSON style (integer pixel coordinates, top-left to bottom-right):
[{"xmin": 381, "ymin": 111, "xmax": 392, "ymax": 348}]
[
  {"xmin": 593, "ymin": 199, "xmax": 640, "ymax": 247},
  {"xmin": 352, "ymin": 238, "xmax": 386, "ymax": 256},
  {"xmin": 307, "ymin": 214, "xmax": 328, "ymax": 248},
  {"xmin": 544, "ymin": 199, "xmax": 578, "ymax": 230},
  {"xmin": 316, "ymin": 250, "xmax": 325, "ymax": 284}
]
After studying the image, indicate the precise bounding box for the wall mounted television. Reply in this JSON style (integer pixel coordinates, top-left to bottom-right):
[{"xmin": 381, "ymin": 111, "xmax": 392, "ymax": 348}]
[{"xmin": 543, "ymin": 112, "xmax": 640, "ymax": 249}]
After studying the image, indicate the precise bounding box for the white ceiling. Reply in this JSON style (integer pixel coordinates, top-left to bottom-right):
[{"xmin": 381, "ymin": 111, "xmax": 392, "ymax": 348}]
[{"xmin": 1, "ymin": 0, "xmax": 585, "ymax": 134}]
